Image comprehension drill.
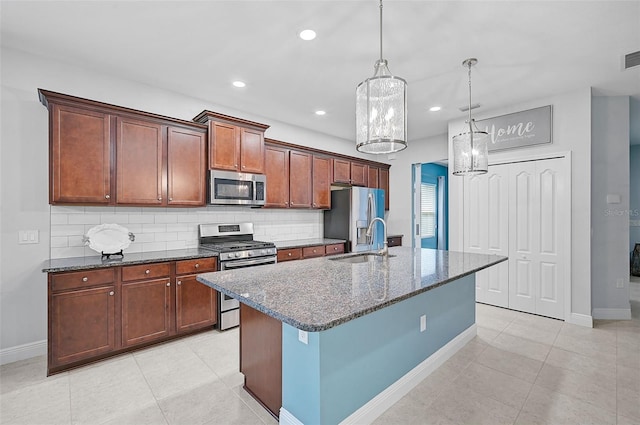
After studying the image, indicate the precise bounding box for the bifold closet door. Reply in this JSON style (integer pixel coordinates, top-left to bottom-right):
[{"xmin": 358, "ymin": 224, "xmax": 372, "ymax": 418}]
[
  {"xmin": 464, "ymin": 165, "xmax": 509, "ymax": 308},
  {"xmin": 508, "ymin": 158, "xmax": 567, "ymax": 319}
]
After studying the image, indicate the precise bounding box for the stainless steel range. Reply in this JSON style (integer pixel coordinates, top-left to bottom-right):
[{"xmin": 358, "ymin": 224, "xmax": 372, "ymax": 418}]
[{"xmin": 198, "ymin": 223, "xmax": 277, "ymax": 330}]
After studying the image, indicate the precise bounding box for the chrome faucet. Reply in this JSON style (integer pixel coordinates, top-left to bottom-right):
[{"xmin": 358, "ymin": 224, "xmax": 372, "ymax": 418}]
[{"xmin": 366, "ymin": 217, "xmax": 388, "ymax": 256}]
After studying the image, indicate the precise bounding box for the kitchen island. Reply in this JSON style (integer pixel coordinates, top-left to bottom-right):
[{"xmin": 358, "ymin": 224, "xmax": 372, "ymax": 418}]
[{"xmin": 197, "ymin": 247, "xmax": 506, "ymax": 425}]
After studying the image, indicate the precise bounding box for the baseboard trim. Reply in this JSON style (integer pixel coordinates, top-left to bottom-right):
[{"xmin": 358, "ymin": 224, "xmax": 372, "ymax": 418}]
[
  {"xmin": 279, "ymin": 408, "xmax": 304, "ymax": 425},
  {"xmin": 567, "ymin": 312, "xmax": 593, "ymax": 328},
  {"xmin": 592, "ymin": 307, "xmax": 632, "ymax": 320},
  {"xmin": 0, "ymin": 339, "xmax": 47, "ymax": 366}
]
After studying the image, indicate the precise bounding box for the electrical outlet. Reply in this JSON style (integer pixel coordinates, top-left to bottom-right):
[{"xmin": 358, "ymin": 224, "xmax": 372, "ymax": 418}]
[
  {"xmin": 616, "ymin": 278, "xmax": 624, "ymax": 288},
  {"xmin": 420, "ymin": 315, "xmax": 427, "ymax": 332},
  {"xmin": 298, "ymin": 329, "xmax": 308, "ymax": 345}
]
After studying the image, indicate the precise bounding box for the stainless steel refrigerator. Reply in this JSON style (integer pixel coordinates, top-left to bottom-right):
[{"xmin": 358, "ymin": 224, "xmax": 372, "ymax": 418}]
[{"xmin": 323, "ymin": 187, "xmax": 385, "ymax": 253}]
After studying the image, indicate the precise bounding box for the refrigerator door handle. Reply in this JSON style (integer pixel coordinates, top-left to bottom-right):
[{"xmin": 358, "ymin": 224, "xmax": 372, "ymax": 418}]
[{"xmin": 367, "ymin": 192, "xmax": 376, "ymax": 247}]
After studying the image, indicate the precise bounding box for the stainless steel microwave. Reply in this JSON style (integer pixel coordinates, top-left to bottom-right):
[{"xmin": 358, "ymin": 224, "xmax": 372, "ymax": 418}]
[{"xmin": 208, "ymin": 170, "xmax": 266, "ymax": 206}]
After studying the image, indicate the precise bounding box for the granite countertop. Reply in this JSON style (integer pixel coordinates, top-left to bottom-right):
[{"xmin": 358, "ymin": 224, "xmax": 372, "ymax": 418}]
[
  {"xmin": 273, "ymin": 238, "xmax": 346, "ymax": 249},
  {"xmin": 197, "ymin": 247, "xmax": 506, "ymax": 332},
  {"xmin": 42, "ymin": 248, "xmax": 218, "ymax": 273}
]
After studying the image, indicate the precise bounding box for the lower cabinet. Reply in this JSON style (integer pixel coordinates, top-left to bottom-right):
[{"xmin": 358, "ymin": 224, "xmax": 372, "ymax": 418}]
[{"xmin": 47, "ymin": 257, "xmax": 218, "ymax": 375}]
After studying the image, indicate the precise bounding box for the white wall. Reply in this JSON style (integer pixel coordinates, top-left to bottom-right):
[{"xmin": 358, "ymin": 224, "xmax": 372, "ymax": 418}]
[
  {"xmin": 591, "ymin": 96, "xmax": 631, "ymax": 319},
  {"xmin": 0, "ymin": 46, "xmax": 387, "ymax": 362},
  {"xmin": 447, "ymin": 88, "xmax": 593, "ymax": 323}
]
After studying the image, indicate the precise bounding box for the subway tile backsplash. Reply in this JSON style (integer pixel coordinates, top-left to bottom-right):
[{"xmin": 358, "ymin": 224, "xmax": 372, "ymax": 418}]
[{"xmin": 50, "ymin": 206, "xmax": 323, "ymax": 259}]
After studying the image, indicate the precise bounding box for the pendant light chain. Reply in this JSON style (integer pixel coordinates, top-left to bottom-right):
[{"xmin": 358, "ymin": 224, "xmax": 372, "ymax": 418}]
[{"xmin": 379, "ymin": 0, "xmax": 383, "ymax": 62}]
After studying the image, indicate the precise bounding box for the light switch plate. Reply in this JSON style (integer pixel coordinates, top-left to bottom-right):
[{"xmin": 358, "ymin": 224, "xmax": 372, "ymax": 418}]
[{"xmin": 18, "ymin": 230, "xmax": 39, "ymax": 244}]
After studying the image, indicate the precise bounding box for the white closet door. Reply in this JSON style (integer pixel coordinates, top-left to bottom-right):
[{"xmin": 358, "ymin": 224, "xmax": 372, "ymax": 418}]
[
  {"xmin": 464, "ymin": 165, "xmax": 509, "ymax": 307},
  {"xmin": 508, "ymin": 158, "xmax": 566, "ymax": 319}
]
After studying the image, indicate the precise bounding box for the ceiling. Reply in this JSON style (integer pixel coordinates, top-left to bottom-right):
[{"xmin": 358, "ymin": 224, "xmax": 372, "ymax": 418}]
[{"xmin": 2, "ymin": 1, "xmax": 639, "ymax": 145}]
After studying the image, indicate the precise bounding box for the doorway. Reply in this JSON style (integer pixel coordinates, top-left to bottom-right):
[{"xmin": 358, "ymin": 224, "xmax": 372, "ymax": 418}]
[{"xmin": 412, "ymin": 162, "xmax": 448, "ymax": 250}]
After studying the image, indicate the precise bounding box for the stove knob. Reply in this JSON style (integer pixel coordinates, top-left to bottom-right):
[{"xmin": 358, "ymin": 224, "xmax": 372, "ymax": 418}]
[
  {"xmin": 261, "ymin": 249, "xmax": 267, "ymax": 255},
  {"xmin": 228, "ymin": 253, "xmax": 236, "ymax": 258},
  {"xmin": 247, "ymin": 252, "xmax": 253, "ymax": 257}
]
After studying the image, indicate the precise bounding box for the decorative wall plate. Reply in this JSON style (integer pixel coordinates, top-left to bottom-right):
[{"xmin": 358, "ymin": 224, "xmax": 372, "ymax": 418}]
[{"xmin": 84, "ymin": 224, "xmax": 134, "ymax": 254}]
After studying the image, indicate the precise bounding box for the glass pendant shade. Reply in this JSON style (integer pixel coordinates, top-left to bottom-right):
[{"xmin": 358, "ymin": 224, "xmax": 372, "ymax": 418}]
[
  {"xmin": 452, "ymin": 119, "xmax": 489, "ymax": 175},
  {"xmin": 356, "ymin": 60, "xmax": 407, "ymax": 154}
]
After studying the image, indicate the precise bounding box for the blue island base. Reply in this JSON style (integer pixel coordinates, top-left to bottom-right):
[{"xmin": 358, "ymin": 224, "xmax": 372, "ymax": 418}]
[{"xmin": 280, "ymin": 274, "xmax": 476, "ymax": 425}]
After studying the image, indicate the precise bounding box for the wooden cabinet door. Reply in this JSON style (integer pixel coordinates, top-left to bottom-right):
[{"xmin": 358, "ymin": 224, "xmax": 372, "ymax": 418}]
[
  {"xmin": 210, "ymin": 122, "xmax": 240, "ymax": 171},
  {"xmin": 312, "ymin": 156, "xmax": 331, "ymax": 209},
  {"xmin": 379, "ymin": 167, "xmax": 390, "ymax": 210},
  {"xmin": 240, "ymin": 128, "xmax": 265, "ymax": 173},
  {"xmin": 50, "ymin": 285, "xmax": 116, "ymax": 368},
  {"xmin": 50, "ymin": 104, "xmax": 112, "ymax": 204},
  {"xmin": 176, "ymin": 274, "xmax": 217, "ymax": 333},
  {"xmin": 289, "ymin": 150, "xmax": 312, "ymax": 208},
  {"xmin": 167, "ymin": 127, "xmax": 206, "ymax": 206},
  {"xmin": 351, "ymin": 162, "xmax": 368, "ymax": 186},
  {"xmin": 116, "ymin": 117, "xmax": 164, "ymax": 205},
  {"xmin": 265, "ymin": 145, "xmax": 290, "ymax": 208},
  {"xmin": 333, "ymin": 158, "xmax": 351, "ymax": 184},
  {"xmin": 368, "ymin": 167, "xmax": 379, "ymax": 189},
  {"xmin": 121, "ymin": 278, "xmax": 172, "ymax": 347}
]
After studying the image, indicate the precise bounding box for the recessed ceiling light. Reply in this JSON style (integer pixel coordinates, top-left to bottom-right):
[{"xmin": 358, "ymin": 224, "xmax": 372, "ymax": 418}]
[
  {"xmin": 299, "ymin": 29, "xmax": 317, "ymax": 41},
  {"xmin": 429, "ymin": 106, "xmax": 442, "ymax": 112},
  {"xmin": 315, "ymin": 110, "xmax": 326, "ymax": 116},
  {"xmin": 232, "ymin": 81, "xmax": 246, "ymax": 88}
]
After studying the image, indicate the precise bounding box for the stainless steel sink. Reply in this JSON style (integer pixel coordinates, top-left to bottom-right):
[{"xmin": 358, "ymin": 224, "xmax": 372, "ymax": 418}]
[{"xmin": 329, "ymin": 252, "xmax": 396, "ymax": 263}]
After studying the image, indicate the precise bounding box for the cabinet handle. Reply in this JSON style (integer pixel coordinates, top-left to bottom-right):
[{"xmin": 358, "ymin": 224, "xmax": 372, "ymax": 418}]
[
  {"xmin": 105, "ymin": 194, "xmax": 110, "ymax": 199},
  {"xmin": 177, "ymin": 280, "xmax": 182, "ymax": 285},
  {"xmin": 82, "ymin": 277, "xmax": 88, "ymax": 282},
  {"xmin": 145, "ymin": 269, "xmax": 150, "ymax": 274},
  {"xmin": 166, "ymin": 282, "xmax": 171, "ymax": 287},
  {"xmin": 109, "ymin": 291, "xmax": 114, "ymax": 296},
  {"xmin": 195, "ymin": 263, "xmax": 199, "ymax": 268}
]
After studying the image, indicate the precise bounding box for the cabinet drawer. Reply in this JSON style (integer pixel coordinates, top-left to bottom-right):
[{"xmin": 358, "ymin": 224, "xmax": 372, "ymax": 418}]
[
  {"xmin": 51, "ymin": 268, "xmax": 116, "ymax": 292},
  {"xmin": 121, "ymin": 263, "xmax": 171, "ymax": 282},
  {"xmin": 176, "ymin": 257, "xmax": 217, "ymax": 275},
  {"xmin": 325, "ymin": 244, "xmax": 345, "ymax": 255},
  {"xmin": 277, "ymin": 248, "xmax": 302, "ymax": 262},
  {"xmin": 302, "ymin": 245, "xmax": 324, "ymax": 258}
]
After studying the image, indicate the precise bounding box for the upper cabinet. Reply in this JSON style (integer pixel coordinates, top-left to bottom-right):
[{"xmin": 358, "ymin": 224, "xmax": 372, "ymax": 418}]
[
  {"xmin": 332, "ymin": 159, "xmax": 368, "ymax": 187},
  {"xmin": 193, "ymin": 111, "xmax": 269, "ymax": 173},
  {"xmin": 311, "ymin": 156, "xmax": 331, "ymax": 209},
  {"xmin": 40, "ymin": 90, "xmax": 207, "ymax": 207}
]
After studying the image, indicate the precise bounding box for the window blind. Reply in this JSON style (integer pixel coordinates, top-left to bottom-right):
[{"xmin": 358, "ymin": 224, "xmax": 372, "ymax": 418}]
[{"xmin": 421, "ymin": 183, "xmax": 436, "ymax": 238}]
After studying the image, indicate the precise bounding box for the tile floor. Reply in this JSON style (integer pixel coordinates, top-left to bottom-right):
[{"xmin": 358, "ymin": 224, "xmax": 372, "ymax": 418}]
[{"xmin": 1, "ymin": 294, "xmax": 639, "ymax": 425}]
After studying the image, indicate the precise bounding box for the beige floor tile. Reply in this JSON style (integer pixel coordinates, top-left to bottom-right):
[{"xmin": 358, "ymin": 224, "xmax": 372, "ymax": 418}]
[
  {"xmin": 475, "ymin": 314, "xmax": 514, "ymax": 333},
  {"xmin": 69, "ymin": 356, "xmax": 157, "ymax": 425},
  {"xmin": 534, "ymin": 363, "xmax": 616, "ymax": 413},
  {"xmin": 426, "ymin": 382, "xmax": 520, "ymax": 425},
  {"xmin": 553, "ymin": 332, "xmax": 617, "ymax": 361},
  {"xmin": 617, "ymin": 341, "xmax": 640, "ymax": 370},
  {"xmin": 372, "ymin": 393, "xmax": 442, "ymax": 425},
  {"xmin": 518, "ymin": 384, "xmax": 616, "ymax": 425},
  {"xmin": 502, "ymin": 320, "xmax": 559, "ymax": 346},
  {"xmin": 97, "ymin": 402, "xmax": 168, "ymax": 425},
  {"xmin": 158, "ymin": 380, "xmax": 261, "ymax": 425},
  {"xmin": 475, "ymin": 344, "xmax": 543, "ymax": 383},
  {"xmin": 0, "ymin": 374, "xmax": 70, "ymax": 424},
  {"xmin": 451, "ymin": 362, "xmax": 532, "ymax": 410},
  {"xmin": 476, "ymin": 325, "xmax": 501, "ymax": 343},
  {"xmin": 512, "ymin": 312, "xmax": 564, "ymax": 332},
  {"xmin": 559, "ymin": 321, "xmax": 617, "ymax": 345},
  {"xmin": 186, "ymin": 328, "xmax": 240, "ymax": 379},
  {"xmin": 489, "ymin": 332, "xmax": 552, "ymax": 362},
  {"xmin": 618, "ymin": 413, "xmax": 640, "ymax": 425},
  {"xmin": 232, "ymin": 386, "xmax": 282, "ymax": 425},
  {"xmin": 617, "ymin": 327, "xmax": 640, "ymax": 347},
  {"xmin": 0, "ymin": 355, "xmax": 50, "ymax": 395},
  {"xmin": 545, "ymin": 347, "xmax": 616, "ymax": 381},
  {"xmin": 618, "ymin": 386, "xmax": 640, "ymax": 422},
  {"xmin": 441, "ymin": 337, "xmax": 487, "ymax": 371},
  {"xmin": 133, "ymin": 339, "xmax": 220, "ymax": 400}
]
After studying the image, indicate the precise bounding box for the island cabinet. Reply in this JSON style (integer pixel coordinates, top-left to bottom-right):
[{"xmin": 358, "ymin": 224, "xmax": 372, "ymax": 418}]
[
  {"xmin": 46, "ymin": 256, "xmax": 219, "ymax": 375},
  {"xmin": 39, "ymin": 89, "xmax": 207, "ymax": 207},
  {"xmin": 192, "ymin": 110, "xmax": 270, "ymax": 173},
  {"xmin": 332, "ymin": 158, "xmax": 368, "ymax": 186}
]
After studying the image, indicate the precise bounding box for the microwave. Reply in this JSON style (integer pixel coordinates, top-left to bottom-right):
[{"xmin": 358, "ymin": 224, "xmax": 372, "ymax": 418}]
[{"xmin": 209, "ymin": 170, "xmax": 266, "ymax": 206}]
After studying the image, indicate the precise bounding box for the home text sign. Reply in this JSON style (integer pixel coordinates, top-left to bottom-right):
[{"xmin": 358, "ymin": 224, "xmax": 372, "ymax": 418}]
[{"xmin": 477, "ymin": 105, "xmax": 552, "ymax": 152}]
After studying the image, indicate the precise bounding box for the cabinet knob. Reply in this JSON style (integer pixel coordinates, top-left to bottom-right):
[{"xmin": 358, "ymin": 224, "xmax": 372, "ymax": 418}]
[
  {"xmin": 109, "ymin": 291, "xmax": 114, "ymax": 296},
  {"xmin": 82, "ymin": 277, "xmax": 88, "ymax": 282},
  {"xmin": 195, "ymin": 263, "xmax": 199, "ymax": 268},
  {"xmin": 334, "ymin": 247, "xmax": 338, "ymax": 250},
  {"xmin": 242, "ymin": 165, "xmax": 246, "ymax": 169},
  {"xmin": 288, "ymin": 253, "xmax": 292, "ymax": 256},
  {"xmin": 158, "ymin": 197, "xmax": 162, "ymax": 201},
  {"xmin": 145, "ymin": 269, "xmax": 150, "ymax": 274},
  {"xmin": 169, "ymin": 197, "xmax": 173, "ymax": 201},
  {"xmin": 105, "ymin": 194, "xmax": 110, "ymax": 199},
  {"xmin": 166, "ymin": 282, "xmax": 171, "ymax": 287},
  {"xmin": 313, "ymin": 249, "xmax": 317, "ymax": 253},
  {"xmin": 313, "ymin": 203, "xmax": 316, "ymax": 207},
  {"xmin": 177, "ymin": 280, "xmax": 182, "ymax": 285}
]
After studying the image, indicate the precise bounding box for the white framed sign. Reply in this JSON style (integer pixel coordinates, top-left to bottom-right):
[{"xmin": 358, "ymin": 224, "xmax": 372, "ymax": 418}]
[{"xmin": 477, "ymin": 105, "xmax": 552, "ymax": 152}]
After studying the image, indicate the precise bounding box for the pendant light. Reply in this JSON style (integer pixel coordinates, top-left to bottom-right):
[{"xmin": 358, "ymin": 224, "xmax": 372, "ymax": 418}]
[
  {"xmin": 356, "ymin": 0, "xmax": 407, "ymax": 154},
  {"xmin": 452, "ymin": 58, "xmax": 488, "ymax": 175}
]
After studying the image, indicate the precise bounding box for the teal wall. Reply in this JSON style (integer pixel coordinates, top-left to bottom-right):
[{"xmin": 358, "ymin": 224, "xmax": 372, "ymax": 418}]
[
  {"xmin": 631, "ymin": 145, "xmax": 640, "ymax": 253},
  {"xmin": 421, "ymin": 163, "xmax": 448, "ymax": 249},
  {"xmin": 281, "ymin": 274, "xmax": 475, "ymax": 425}
]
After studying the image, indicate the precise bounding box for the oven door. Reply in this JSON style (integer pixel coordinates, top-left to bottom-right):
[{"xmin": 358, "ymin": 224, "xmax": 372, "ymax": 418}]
[{"xmin": 220, "ymin": 256, "xmax": 277, "ymax": 270}]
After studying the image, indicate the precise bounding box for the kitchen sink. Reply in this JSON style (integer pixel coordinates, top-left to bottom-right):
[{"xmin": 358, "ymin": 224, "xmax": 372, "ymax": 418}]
[{"xmin": 329, "ymin": 252, "xmax": 396, "ymax": 264}]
